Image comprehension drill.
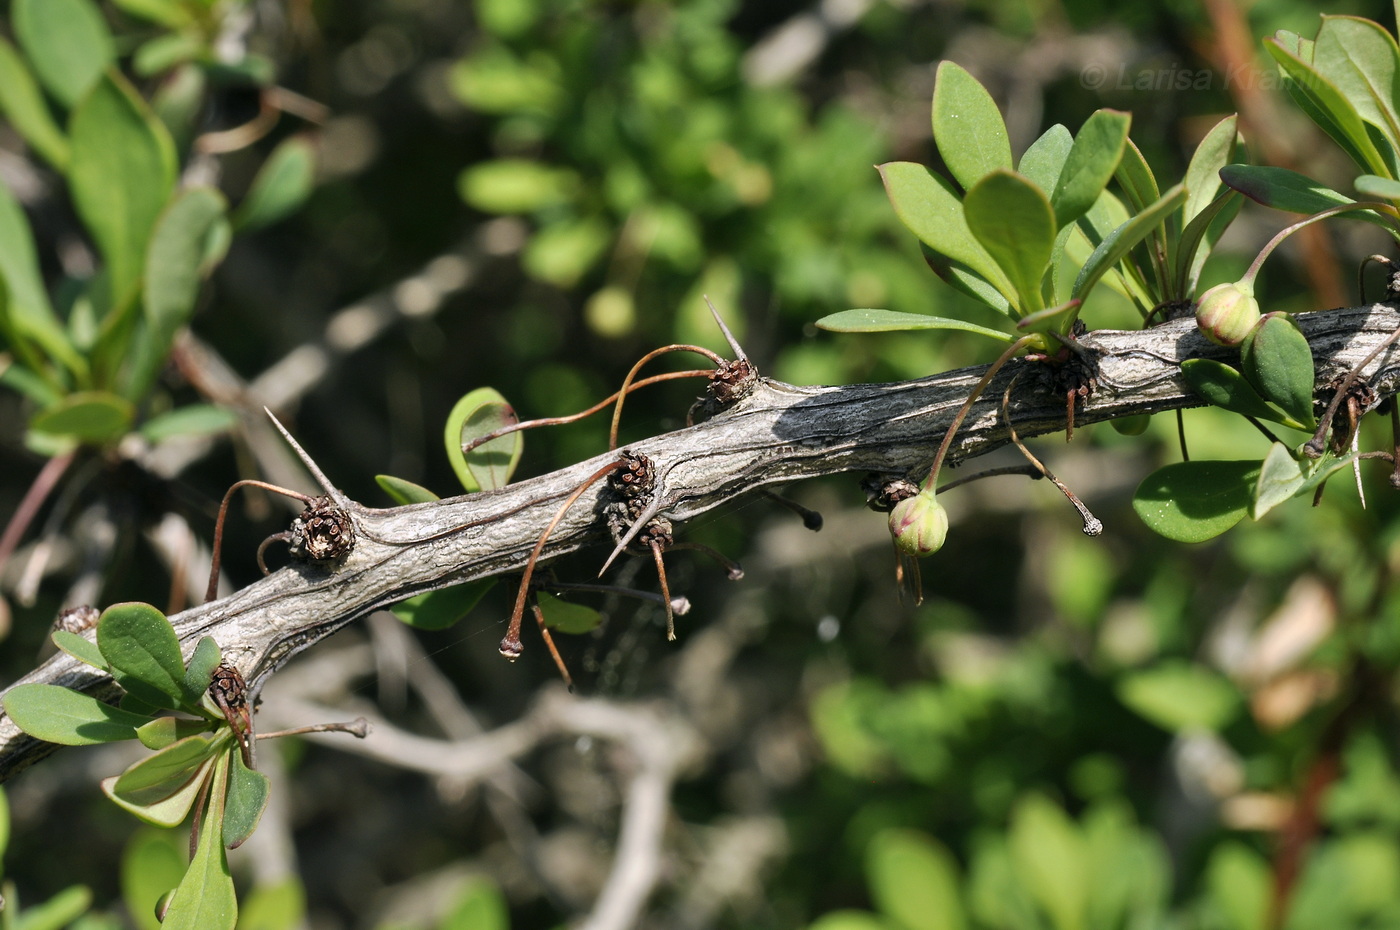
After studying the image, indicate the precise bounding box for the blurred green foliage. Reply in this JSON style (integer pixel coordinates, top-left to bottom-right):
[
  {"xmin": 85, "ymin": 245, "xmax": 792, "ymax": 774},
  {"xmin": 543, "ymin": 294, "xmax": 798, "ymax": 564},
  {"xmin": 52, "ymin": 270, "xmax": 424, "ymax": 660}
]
[{"xmin": 3, "ymin": 1, "xmax": 1400, "ymax": 929}]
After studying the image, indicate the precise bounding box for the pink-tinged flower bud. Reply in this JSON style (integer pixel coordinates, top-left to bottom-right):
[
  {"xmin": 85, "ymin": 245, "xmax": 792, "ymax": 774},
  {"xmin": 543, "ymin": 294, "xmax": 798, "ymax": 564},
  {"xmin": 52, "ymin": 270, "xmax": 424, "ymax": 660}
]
[
  {"xmin": 1195, "ymin": 281, "xmax": 1260, "ymax": 347},
  {"xmin": 888, "ymin": 488, "xmax": 948, "ymax": 557}
]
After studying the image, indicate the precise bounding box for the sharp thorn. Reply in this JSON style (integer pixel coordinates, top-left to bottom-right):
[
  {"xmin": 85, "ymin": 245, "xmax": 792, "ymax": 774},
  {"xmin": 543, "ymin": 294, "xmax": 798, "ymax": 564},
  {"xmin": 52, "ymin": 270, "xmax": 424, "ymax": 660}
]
[
  {"xmin": 598, "ymin": 498, "xmax": 663, "ymax": 577},
  {"xmin": 263, "ymin": 408, "xmax": 352, "ymax": 510},
  {"xmin": 704, "ymin": 294, "xmax": 747, "ymax": 361}
]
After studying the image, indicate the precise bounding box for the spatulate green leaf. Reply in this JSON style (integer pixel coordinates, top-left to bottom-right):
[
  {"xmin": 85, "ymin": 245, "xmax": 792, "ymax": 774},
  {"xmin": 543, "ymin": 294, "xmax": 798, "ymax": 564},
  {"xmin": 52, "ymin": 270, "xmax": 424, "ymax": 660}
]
[
  {"xmin": 878, "ymin": 162, "xmax": 1016, "ymax": 308},
  {"xmin": 98, "ymin": 602, "xmax": 188, "ymax": 711},
  {"xmin": 392, "ymin": 580, "xmax": 496, "ymax": 630},
  {"xmin": 1072, "ymin": 184, "xmax": 1186, "ymax": 301},
  {"xmin": 0, "ymin": 37, "xmax": 70, "ymax": 169},
  {"xmin": 536, "ymin": 592, "xmax": 603, "ymax": 634},
  {"xmin": 931, "ymin": 61, "xmax": 1012, "ymax": 191},
  {"xmin": 223, "ymin": 752, "xmax": 270, "ymax": 849},
  {"xmin": 1181, "ymin": 359, "xmax": 1302, "ymax": 428},
  {"xmin": 13, "ymin": 0, "xmax": 114, "ymax": 109},
  {"xmin": 1052, "ymin": 109, "xmax": 1130, "ymax": 229},
  {"xmin": 446, "ymin": 387, "xmax": 523, "ymax": 492},
  {"xmin": 102, "ymin": 734, "xmax": 223, "ymax": 824},
  {"xmin": 51, "ymin": 630, "xmax": 106, "ymax": 670},
  {"xmin": 232, "ymin": 136, "xmax": 317, "ymax": 231},
  {"xmin": 815, "ymin": 309, "xmax": 1014, "ymax": 342},
  {"xmin": 375, "ymin": 474, "xmax": 441, "ymax": 505},
  {"xmin": 1240, "ymin": 313, "xmax": 1317, "ymax": 428},
  {"xmin": 29, "ymin": 391, "xmax": 134, "ymax": 445},
  {"xmin": 69, "ymin": 72, "xmax": 177, "ymax": 305},
  {"xmin": 1017, "ymin": 124, "xmax": 1073, "ymax": 196},
  {"xmin": 964, "ymin": 170, "xmax": 1056, "ymax": 315},
  {"xmin": 160, "ymin": 753, "xmax": 236, "ymax": 930},
  {"xmin": 4, "ymin": 683, "xmax": 152, "ymax": 745},
  {"xmin": 1133, "ymin": 460, "xmax": 1261, "ymax": 543}
]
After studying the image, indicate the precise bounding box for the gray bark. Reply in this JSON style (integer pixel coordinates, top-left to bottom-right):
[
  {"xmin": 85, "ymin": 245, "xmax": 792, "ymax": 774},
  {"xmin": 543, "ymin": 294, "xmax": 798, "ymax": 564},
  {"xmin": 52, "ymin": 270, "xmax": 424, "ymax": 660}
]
[{"xmin": 3, "ymin": 305, "xmax": 1399, "ymax": 781}]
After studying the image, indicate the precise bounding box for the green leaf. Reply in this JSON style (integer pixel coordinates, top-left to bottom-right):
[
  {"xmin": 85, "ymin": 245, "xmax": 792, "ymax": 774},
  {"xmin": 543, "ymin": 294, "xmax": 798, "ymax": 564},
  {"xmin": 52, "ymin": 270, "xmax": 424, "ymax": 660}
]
[
  {"xmin": 440, "ymin": 877, "xmax": 509, "ymax": 930},
  {"xmin": 964, "ymin": 170, "xmax": 1056, "ymax": 315},
  {"xmin": 112, "ymin": 0, "xmax": 194, "ymax": 27},
  {"xmin": 1175, "ymin": 190, "xmax": 1242, "ymax": 299},
  {"xmin": 1052, "ymin": 109, "xmax": 1131, "ymax": 229},
  {"xmin": 223, "ymin": 751, "xmax": 270, "ymax": 849},
  {"xmin": 136, "ymin": 716, "xmax": 215, "ymax": 752},
  {"xmin": 102, "ymin": 734, "xmax": 222, "ymax": 825},
  {"xmin": 1018, "ymin": 124, "xmax": 1073, "ymax": 198},
  {"xmin": 122, "ymin": 829, "xmax": 189, "ymax": 930},
  {"xmin": 4, "ymin": 683, "xmax": 152, "ymax": 745},
  {"xmin": 51, "ymin": 630, "xmax": 107, "ymax": 670},
  {"xmin": 1184, "ymin": 115, "xmax": 1240, "ymax": 223},
  {"xmin": 520, "ymin": 215, "xmax": 610, "ymax": 287},
  {"xmin": 457, "ymin": 158, "xmax": 578, "ymax": 214},
  {"xmin": 536, "ymin": 592, "xmax": 603, "ymax": 634},
  {"xmin": 1217, "ymin": 165, "xmax": 1387, "ymax": 228},
  {"xmin": 69, "ymin": 71, "xmax": 178, "ymax": 305},
  {"xmin": 29, "ymin": 391, "xmax": 133, "ymax": 444},
  {"xmin": 98, "ymin": 602, "xmax": 188, "ymax": 711},
  {"xmin": 877, "ymin": 162, "xmax": 1016, "ymax": 308},
  {"xmin": 1240, "ymin": 313, "xmax": 1317, "ymax": 428},
  {"xmin": 0, "ymin": 179, "xmax": 83, "ymax": 377},
  {"xmin": 806, "ymin": 913, "xmax": 894, "ymax": 930},
  {"xmin": 236, "ymin": 880, "xmax": 305, "ymax": 930},
  {"xmin": 392, "ymin": 580, "xmax": 495, "ymax": 631},
  {"xmin": 161, "ymin": 752, "xmax": 237, "ymax": 930},
  {"xmin": 1181, "ymin": 359, "xmax": 1304, "ymax": 429},
  {"xmin": 140, "ymin": 405, "xmax": 240, "ymax": 444},
  {"xmin": 1356, "ymin": 174, "xmax": 1400, "ymax": 199},
  {"xmin": 866, "ymin": 829, "xmax": 965, "ymax": 930},
  {"xmin": 446, "ymin": 387, "xmax": 523, "ymax": 492},
  {"xmin": 1072, "ymin": 183, "xmax": 1186, "ymax": 301},
  {"xmin": 1252, "ymin": 442, "xmax": 1306, "ymax": 520},
  {"xmin": 133, "ymin": 34, "xmax": 203, "ymax": 78},
  {"xmin": 814, "ymin": 309, "xmax": 1013, "ymax": 342},
  {"xmin": 232, "ymin": 136, "xmax": 317, "ymax": 231},
  {"xmin": 236, "ymin": 879, "xmax": 305, "ymax": 930},
  {"xmin": 931, "ymin": 61, "xmax": 1012, "ymax": 191},
  {"xmin": 375, "ymin": 474, "xmax": 441, "ymax": 505},
  {"xmin": 1113, "ymin": 137, "xmax": 1160, "ymax": 214},
  {"xmin": 1266, "ymin": 37, "xmax": 1390, "ymax": 177},
  {"xmin": 13, "ymin": 0, "xmax": 114, "ymax": 109},
  {"xmin": 1117, "ymin": 661, "xmax": 1240, "ymax": 731},
  {"xmin": 10, "ymin": 884, "xmax": 92, "ymax": 930},
  {"xmin": 1313, "ymin": 16, "xmax": 1400, "ymax": 164},
  {"xmin": 922, "ymin": 247, "xmax": 1012, "ymax": 315},
  {"xmin": 182, "ymin": 636, "xmax": 223, "ymax": 708},
  {"xmin": 1206, "ymin": 842, "xmax": 1270, "ymax": 930},
  {"xmin": 1133, "ymin": 460, "xmax": 1261, "ymax": 543},
  {"xmin": 0, "ymin": 38, "xmax": 70, "ymax": 169},
  {"xmin": 1009, "ymin": 796, "xmax": 1087, "ymax": 930},
  {"xmin": 127, "ymin": 188, "xmax": 228, "ymax": 398}
]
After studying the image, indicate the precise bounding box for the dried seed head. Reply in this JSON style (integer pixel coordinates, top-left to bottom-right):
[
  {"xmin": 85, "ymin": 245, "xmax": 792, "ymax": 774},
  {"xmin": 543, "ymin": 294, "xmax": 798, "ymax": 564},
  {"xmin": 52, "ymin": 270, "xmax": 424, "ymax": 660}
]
[
  {"xmin": 289, "ymin": 498, "xmax": 355, "ymax": 562},
  {"xmin": 863, "ymin": 475, "xmax": 920, "ymax": 513},
  {"xmin": 53, "ymin": 604, "xmax": 99, "ymax": 634},
  {"xmin": 638, "ymin": 517, "xmax": 674, "ymax": 550},
  {"xmin": 209, "ymin": 663, "xmax": 248, "ymax": 713},
  {"xmin": 707, "ymin": 358, "xmax": 757, "ymax": 405},
  {"xmin": 609, "ymin": 451, "xmax": 656, "ymax": 500}
]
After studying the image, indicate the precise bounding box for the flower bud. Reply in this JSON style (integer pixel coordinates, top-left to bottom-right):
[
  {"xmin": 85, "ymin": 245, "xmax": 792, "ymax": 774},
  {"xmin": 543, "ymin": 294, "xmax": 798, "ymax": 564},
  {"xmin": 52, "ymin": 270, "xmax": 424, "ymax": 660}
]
[
  {"xmin": 1195, "ymin": 280, "xmax": 1260, "ymax": 347},
  {"xmin": 888, "ymin": 488, "xmax": 949, "ymax": 557}
]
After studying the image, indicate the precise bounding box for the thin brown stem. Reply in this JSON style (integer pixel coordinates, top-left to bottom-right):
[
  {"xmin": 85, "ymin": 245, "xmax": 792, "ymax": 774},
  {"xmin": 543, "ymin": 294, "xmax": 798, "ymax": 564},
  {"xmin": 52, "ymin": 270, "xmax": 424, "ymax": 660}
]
[
  {"xmin": 531, "ymin": 599, "xmax": 575, "ymax": 691},
  {"xmin": 543, "ymin": 580, "xmax": 692, "ymax": 615},
  {"xmin": 666, "ymin": 541, "xmax": 744, "ymax": 580},
  {"xmin": 927, "ymin": 336, "xmax": 1035, "ymax": 488},
  {"xmin": 937, "ymin": 464, "xmax": 1045, "ymax": 493},
  {"xmin": 761, "ymin": 491, "xmax": 823, "ymax": 531},
  {"xmin": 1391, "ymin": 404, "xmax": 1400, "ymax": 488},
  {"xmin": 258, "ymin": 719, "xmax": 371, "ymax": 740},
  {"xmin": 206, "ymin": 480, "xmax": 315, "ymax": 604},
  {"xmin": 462, "ymin": 371, "xmax": 712, "ymax": 456},
  {"xmin": 502, "ymin": 460, "xmax": 626, "ymax": 660},
  {"xmin": 609, "ymin": 345, "xmax": 727, "ymax": 450},
  {"xmin": 0, "ymin": 452, "xmax": 74, "ymax": 579},
  {"xmin": 1002, "ymin": 381, "xmax": 1103, "ymax": 536},
  {"xmin": 650, "ymin": 540, "xmax": 675, "ymax": 642},
  {"xmin": 1177, "ymin": 410, "xmax": 1190, "ymax": 462}
]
